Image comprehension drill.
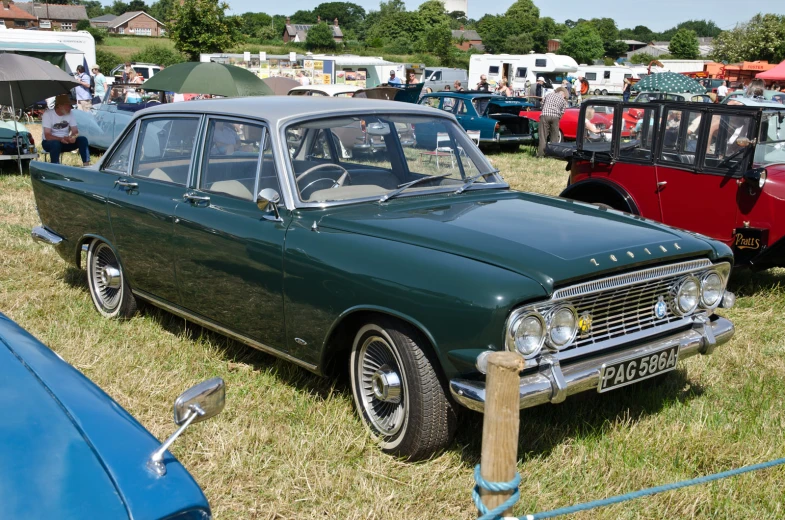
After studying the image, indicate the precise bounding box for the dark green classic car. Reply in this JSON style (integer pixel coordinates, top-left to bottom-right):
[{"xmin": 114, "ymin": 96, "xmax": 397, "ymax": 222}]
[{"xmin": 30, "ymin": 97, "xmax": 736, "ymax": 460}]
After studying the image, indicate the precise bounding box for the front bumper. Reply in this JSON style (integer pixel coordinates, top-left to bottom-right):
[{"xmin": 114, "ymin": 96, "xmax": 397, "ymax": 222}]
[
  {"xmin": 450, "ymin": 316, "xmax": 734, "ymax": 413},
  {"xmin": 31, "ymin": 225, "xmax": 64, "ymax": 246},
  {"xmin": 480, "ymin": 134, "xmax": 534, "ymax": 144}
]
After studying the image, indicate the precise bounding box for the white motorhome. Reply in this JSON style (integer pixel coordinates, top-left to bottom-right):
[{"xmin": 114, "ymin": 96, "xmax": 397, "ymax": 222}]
[
  {"xmin": 469, "ymin": 53, "xmax": 579, "ymax": 94},
  {"xmin": 0, "ymin": 26, "xmax": 95, "ymax": 73},
  {"xmin": 576, "ymin": 65, "xmax": 639, "ymax": 95}
]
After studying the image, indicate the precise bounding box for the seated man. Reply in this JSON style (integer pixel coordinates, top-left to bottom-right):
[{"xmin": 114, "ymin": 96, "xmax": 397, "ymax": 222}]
[
  {"xmin": 211, "ymin": 122, "xmax": 240, "ymax": 155},
  {"xmin": 41, "ymin": 94, "xmax": 89, "ymax": 166}
]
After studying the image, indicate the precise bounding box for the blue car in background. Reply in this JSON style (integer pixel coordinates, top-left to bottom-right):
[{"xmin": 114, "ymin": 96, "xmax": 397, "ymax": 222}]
[
  {"xmin": 418, "ymin": 92, "xmax": 535, "ymax": 150},
  {"xmin": 74, "ymin": 84, "xmax": 169, "ymax": 150},
  {"xmin": 0, "ymin": 312, "xmax": 224, "ymax": 519}
]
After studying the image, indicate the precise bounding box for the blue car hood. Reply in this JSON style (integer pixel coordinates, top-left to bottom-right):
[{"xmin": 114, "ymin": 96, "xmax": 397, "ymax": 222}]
[
  {"xmin": 0, "ymin": 314, "xmax": 210, "ymax": 520},
  {"xmin": 316, "ymin": 190, "xmax": 729, "ymax": 292}
]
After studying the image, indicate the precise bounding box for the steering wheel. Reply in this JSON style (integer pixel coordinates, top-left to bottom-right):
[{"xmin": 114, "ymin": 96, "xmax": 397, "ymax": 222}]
[
  {"xmin": 297, "ymin": 163, "xmax": 351, "ymax": 198},
  {"xmin": 296, "ymin": 162, "xmax": 349, "ymax": 183}
]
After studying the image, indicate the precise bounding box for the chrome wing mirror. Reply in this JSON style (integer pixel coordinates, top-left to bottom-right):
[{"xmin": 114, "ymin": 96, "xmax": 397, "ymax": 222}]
[
  {"xmin": 148, "ymin": 377, "xmax": 226, "ymax": 476},
  {"xmin": 257, "ymin": 188, "xmax": 283, "ymax": 222}
]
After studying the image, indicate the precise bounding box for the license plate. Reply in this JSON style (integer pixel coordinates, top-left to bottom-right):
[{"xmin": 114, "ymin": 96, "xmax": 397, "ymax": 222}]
[{"xmin": 598, "ymin": 345, "xmax": 679, "ymax": 393}]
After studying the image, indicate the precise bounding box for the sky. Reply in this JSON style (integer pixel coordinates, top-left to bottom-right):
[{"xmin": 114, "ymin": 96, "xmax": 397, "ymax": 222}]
[{"xmin": 238, "ymin": 0, "xmax": 785, "ymax": 32}]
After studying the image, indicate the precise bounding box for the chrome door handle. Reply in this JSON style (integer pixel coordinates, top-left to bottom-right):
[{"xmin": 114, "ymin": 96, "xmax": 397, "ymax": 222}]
[
  {"xmin": 657, "ymin": 181, "xmax": 667, "ymax": 187},
  {"xmin": 183, "ymin": 192, "xmax": 210, "ymax": 203},
  {"xmin": 115, "ymin": 178, "xmax": 138, "ymax": 189}
]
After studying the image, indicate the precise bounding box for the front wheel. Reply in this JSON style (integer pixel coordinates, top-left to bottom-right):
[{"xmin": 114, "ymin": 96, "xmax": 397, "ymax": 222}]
[
  {"xmin": 350, "ymin": 319, "xmax": 456, "ymax": 460},
  {"xmin": 86, "ymin": 240, "xmax": 137, "ymax": 319}
]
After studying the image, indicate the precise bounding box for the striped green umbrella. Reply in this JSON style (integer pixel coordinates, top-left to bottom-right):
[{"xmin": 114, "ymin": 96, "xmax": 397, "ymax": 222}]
[
  {"xmin": 141, "ymin": 61, "xmax": 274, "ymax": 97},
  {"xmin": 631, "ymin": 72, "xmax": 707, "ymax": 94}
]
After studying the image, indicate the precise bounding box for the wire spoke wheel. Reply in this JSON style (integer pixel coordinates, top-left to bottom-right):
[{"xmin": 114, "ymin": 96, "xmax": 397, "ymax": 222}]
[{"xmin": 358, "ymin": 335, "xmax": 406, "ymax": 437}]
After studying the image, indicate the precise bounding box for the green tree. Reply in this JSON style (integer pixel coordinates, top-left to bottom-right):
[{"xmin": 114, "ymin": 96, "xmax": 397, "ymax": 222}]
[
  {"xmin": 239, "ymin": 12, "xmax": 273, "ymax": 37},
  {"xmin": 420, "ymin": 22, "xmax": 453, "ymax": 64},
  {"xmin": 619, "ymin": 25, "xmax": 655, "ymax": 44},
  {"xmin": 660, "ymin": 19, "xmax": 721, "ymax": 40},
  {"xmin": 127, "ymin": 0, "xmax": 147, "ymax": 12},
  {"xmin": 305, "ymin": 21, "xmax": 337, "ymax": 50},
  {"xmin": 76, "ymin": 19, "xmax": 91, "ymax": 31},
  {"xmin": 366, "ymin": 10, "xmax": 425, "ymax": 44},
  {"xmin": 379, "ymin": 0, "xmax": 406, "ymax": 17},
  {"xmin": 148, "ymin": 0, "xmax": 175, "ymax": 21},
  {"xmin": 257, "ymin": 25, "xmax": 278, "ymax": 41},
  {"xmin": 558, "ymin": 22, "xmax": 604, "ymax": 64},
  {"xmin": 417, "ymin": 0, "xmax": 449, "ymax": 27},
  {"xmin": 588, "ymin": 18, "xmax": 628, "ymax": 59},
  {"xmin": 668, "ymin": 28, "xmax": 699, "ymax": 59},
  {"xmin": 110, "ymin": 1, "xmax": 129, "ymax": 15},
  {"xmin": 87, "ymin": 27, "xmax": 107, "ymax": 44},
  {"xmin": 312, "ymin": 2, "xmax": 366, "ymax": 37},
  {"xmin": 506, "ymin": 32, "xmax": 534, "ymax": 54},
  {"xmin": 95, "ymin": 49, "xmax": 122, "ymax": 79},
  {"xmin": 290, "ymin": 9, "xmax": 314, "ymax": 24},
  {"xmin": 169, "ymin": 0, "xmax": 240, "ymax": 61},
  {"xmin": 476, "ymin": 14, "xmax": 518, "ymax": 53},
  {"xmin": 533, "ymin": 16, "xmax": 566, "ymax": 53},
  {"xmin": 629, "ymin": 52, "xmax": 657, "ymax": 65},
  {"xmin": 505, "ymin": 0, "xmax": 539, "ymax": 35},
  {"xmin": 130, "ymin": 44, "xmax": 186, "ymax": 66},
  {"xmin": 710, "ymin": 14, "xmax": 785, "ymax": 63},
  {"xmin": 80, "ymin": 1, "xmax": 106, "ymax": 18}
]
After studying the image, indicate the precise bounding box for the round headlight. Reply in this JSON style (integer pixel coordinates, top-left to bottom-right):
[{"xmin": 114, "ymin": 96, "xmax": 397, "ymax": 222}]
[
  {"xmin": 701, "ymin": 272, "xmax": 724, "ymax": 308},
  {"xmin": 513, "ymin": 314, "xmax": 545, "ymax": 358},
  {"xmin": 548, "ymin": 306, "xmax": 578, "ymax": 349},
  {"xmin": 675, "ymin": 277, "xmax": 700, "ymax": 315}
]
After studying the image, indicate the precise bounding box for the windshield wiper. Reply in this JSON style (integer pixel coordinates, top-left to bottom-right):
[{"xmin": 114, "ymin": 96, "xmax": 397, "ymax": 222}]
[
  {"xmin": 379, "ymin": 174, "xmax": 451, "ymax": 203},
  {"xmin": 454, "ymin": 170, "xmax": 501, "ymax": 195}
]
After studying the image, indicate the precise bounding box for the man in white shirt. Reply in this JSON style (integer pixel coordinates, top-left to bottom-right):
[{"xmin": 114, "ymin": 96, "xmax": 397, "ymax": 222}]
[
  {"xmin": 41, "ymin": 94, "xmax": 90, "ymax": 166},
  {"xmin": 717, "ymin": 80, "xmax": 728, "ymax": 100},
  {"xmin": 298, "ymin": 70, "xmax": 311, "ymax": 86},
  {"xmin": 74, "ymin": 65, "xmax": 92, "ymax": 111}
]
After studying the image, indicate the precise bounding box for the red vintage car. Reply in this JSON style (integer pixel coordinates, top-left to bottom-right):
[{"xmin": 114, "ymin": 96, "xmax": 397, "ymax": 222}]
[
  {"xmin": 549, "ymin": 99, "xmax": 785, "ymax": 270},
  {"xmin": 522, "ymin": 104, "xmax": 640, "ymax": 140}
]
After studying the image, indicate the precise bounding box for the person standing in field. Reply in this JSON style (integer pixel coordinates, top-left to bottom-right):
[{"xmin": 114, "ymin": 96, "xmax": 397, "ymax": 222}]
[
  {"xmin": 537, "ymin": 87, "xmax": 569, "ymax": 158},
  {"xmin": 91, "ymin": 65, "xmax": 107, "ymax": 104},
  {"xmin": 622, "ymin": 78, "xmax": 632, "ymax": 102}
]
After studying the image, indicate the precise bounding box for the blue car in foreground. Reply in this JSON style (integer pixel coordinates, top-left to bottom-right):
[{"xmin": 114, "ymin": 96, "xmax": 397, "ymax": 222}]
[{"xmin": 0, "ymin": 312, "xmax": 224, "ymax": 519}]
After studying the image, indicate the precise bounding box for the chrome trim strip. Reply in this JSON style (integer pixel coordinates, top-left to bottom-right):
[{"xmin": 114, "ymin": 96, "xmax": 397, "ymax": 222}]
[
  {"xmin": 450, "ymin": 317, "xmax": 734, "ymax": 413},
  {"xmin": 552, "ymin": 259, "xmax": 713, "ymax": 301},
  {"xmin": 31, "ymin": 225, "xmax": 64, "ymax": 246},
  {"xmin": 132, "ymin": 290, "xmax": 319, "ymax": 373}
]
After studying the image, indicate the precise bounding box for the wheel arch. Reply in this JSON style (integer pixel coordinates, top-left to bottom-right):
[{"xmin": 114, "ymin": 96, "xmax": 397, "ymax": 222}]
[
  {"xmin": 560, "ymin": 179, "xmax": 640, "ymax": 214},
  {"xmin": 75, "ymin": 234, "xmax": 122, "ymax": 270},
  {"xmin": 319, "ymin": 306, "xmax": 441, "ymax": 378}
]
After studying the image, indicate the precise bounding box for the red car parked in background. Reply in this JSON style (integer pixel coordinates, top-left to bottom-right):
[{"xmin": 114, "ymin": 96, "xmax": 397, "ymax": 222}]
[
  {"xmin": 548, "ymin": 99, "xmax": 785, "ymax": 270},
  {"xmin": 522, "ymin": 103, "xmax": 641, "ymax": 141}
]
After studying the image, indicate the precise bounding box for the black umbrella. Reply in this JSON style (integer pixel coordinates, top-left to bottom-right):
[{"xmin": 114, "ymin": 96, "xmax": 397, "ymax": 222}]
[{"xmin": 0, "ymin": 53, "xmax": 81, "ymax": 173}]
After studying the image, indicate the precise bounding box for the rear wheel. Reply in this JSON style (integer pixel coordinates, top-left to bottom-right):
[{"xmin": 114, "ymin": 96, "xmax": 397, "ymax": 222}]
[
  {"xmin": 86, "ymin": 240, "xmax": 137, "ymax": 319},
  {"xmin": 558, "ymin": 130, "xmax": 565, "ymax": 142},
  {"xmin": 350, "ymin": 319, "xmax": 456, "ymax": 460},
  {"xmin": 594, "ymin": 89, "xmax": 602, "ymax": 95},
  {"xmin": 601, "ymin": 89, "xmax": 608, "ymax": 95}
]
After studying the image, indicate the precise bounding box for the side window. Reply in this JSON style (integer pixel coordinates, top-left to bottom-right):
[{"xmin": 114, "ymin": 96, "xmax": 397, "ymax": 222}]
[
  {"xmin": 132, "ymin": 117, "xmax": 200, "ymax": 185},
  {"xmin": 624, "ymin": 74, "xmax": 632, "ymax": 79},
  {"xmin": 703, "ymin": 113, "xmax": 755, "ymax": 171},
  {"xmin": 420, "ymin": 97, "xmax": 441, "ymax": 109},
  {"xmin": 489, "ymin": 66, "xmax": 499, "ymax": 74},
  {"xmin": 258, "ymin": 132, "xmax": 281, "ymax": 194},
  {"xmin": 659, "ymin": 109, "xmax": 700, "ymax": 166},
  {"xmin": 102, "ymin": 128, "xmax": 135, "ymax": 173},
  {"xmin": 604, "ymin": 71, "xmax": 611, "ymax": 79},
  {"xmin": 442, "ymin": 96, "xmax": 455, "ymax": 111},
  {"xmin": 585, "ymin": 72, "xmax": 597, "ymax": 81},
  {"xmin": 535, "ymin": 59, "xmax": 547, "ymax": 67},
  {"xmin": 432, "ymin": 71, "xmax": 442, "ymax": 81},
  {"xmin": 515, "ymin": 67, "xmax": 527, "ymax": 78},
  {"xmin": 201, "ymin": 119, "xmax": 265, "ymax": 200},
  {"xmin": 620, "ymin": 106, "xmax": 657, "ymax": 162},
  {"xmin": 308, "ymin": 129, "xmax": 334, "ymax": 160},
  {"xmin": 455, "ymin": 100, "xmax": 468, "ymax": 115}
]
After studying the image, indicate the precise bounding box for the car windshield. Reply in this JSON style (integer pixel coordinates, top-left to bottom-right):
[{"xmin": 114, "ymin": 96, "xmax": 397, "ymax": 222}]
[
  {"xmin": 754, "ymin": 109, "xmax": 785, "ymax": 167},
  {"xmin": 285, "ymin": 113, "xmax": 502, "ymax": 204}
]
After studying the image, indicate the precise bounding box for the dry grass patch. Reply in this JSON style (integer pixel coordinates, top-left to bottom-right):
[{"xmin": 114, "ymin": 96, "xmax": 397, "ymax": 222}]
[{"xmin": 1, "ymin": 147, "xmax": 784, "ymax": 519}]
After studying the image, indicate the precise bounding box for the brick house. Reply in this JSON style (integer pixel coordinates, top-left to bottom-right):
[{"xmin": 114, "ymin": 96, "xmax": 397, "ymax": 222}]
[
  {"xmin": 16, "ymin": 2, "xmax": 88, "ymax": 31},
  {"xmin": 282, "ymin": 17, "xmax": 343, "ymax": 43},
  {"xmin": 105, "ymin": 11, "xmax": 165, "ymax": 37},
  {"xmin": 0, "ymin": 1, "xmax": 38, "ymax": 29},
  {"xmin": 451, "ymin": 26, "xmax": 483, "ymax": 51}
]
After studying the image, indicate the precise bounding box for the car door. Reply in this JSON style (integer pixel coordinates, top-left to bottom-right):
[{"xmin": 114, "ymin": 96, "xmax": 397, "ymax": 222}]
[
  {"xmin": 173, "ymin": 118, "xmax": 288, "ymax": 349},
  {"xmin": 106, "ymin": 115, "xmax": 202, "ymax": 304},
  {"xmin": 655, "ymin": 106, "xmax": 750, "ymax": 244},
  {"xmin": 93, "ymin": 104, "xmax": 117, "ymax": 149}
]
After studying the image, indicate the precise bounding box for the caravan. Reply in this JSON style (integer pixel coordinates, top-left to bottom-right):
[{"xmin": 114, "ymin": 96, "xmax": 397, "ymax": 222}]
[
  {"xmin": 0, "ymin": 27, "xmax": 95, "ymax": 73},
  {"xmin": 575, "ymin": 66, "xmax": 639, "ymax": 95},
  {"xmin": 468, "ymin": 53, "xmax": 578, "ymax": 95}
]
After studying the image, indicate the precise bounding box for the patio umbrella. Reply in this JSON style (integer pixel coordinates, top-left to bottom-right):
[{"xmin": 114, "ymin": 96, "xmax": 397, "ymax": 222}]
[
  {"xmin": 631, "ymin": 72, "xmax": 707, "ymax": 94},
  {"xmin": 262, "ymin": 76, "xmax": 300, "ymax": 95},
  {"xmin": 0, "ymin": 53, "xmax": 81, "ymax": 174},
  {"xmin": 141, "ymin": 62, "xmax": 274, "ymax": 97}
]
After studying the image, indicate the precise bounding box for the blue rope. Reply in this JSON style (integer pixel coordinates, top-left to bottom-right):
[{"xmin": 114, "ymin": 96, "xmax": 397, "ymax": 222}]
[
  {"xmin": 522, "ymin": 457, "xmax": 785, "ymax": 519},
  {"xmin": 473, "ymin": 457, "xmax": 785, "ymax": 520},
  {"xmin": 473, "ymin": 465, "xmax": 521, "ymax": 520}
]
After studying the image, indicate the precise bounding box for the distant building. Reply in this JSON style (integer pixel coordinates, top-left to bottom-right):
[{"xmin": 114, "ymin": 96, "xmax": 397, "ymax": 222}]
[
  {"xmin": 547, "ymin": 39, "xmax": 561, "ymax": 52},
  {"xmin": 105, "ymin": 11, "xmax": 166, "ymax": 37},
  {"xmin": 618, "ymin": 40, "xmax": 647, "ymax": 53},
  {"xmin": 90, "ymin": 13, "xmax": 117, "ymax": 29},
  {"xmin": 16, "ymin": 2, "xmax": 88, "ymax": 31},
  {"xmin": 0, "ymin": 1, "xmax": 38, "ymax": 29},
  {"xmin": 283, "ymin": 17, "xmax": 343, "ymax": 43},
  {"xmin": 443, "ymin": 0, "xmax": 468, "ymax": 14},
  {"xmin": 626, "ymin": 38, "xmax": 714, "ymax": 59},
  {"xmin": 452, "ymin": 26, "xmax": 482, "ymax": 51}
]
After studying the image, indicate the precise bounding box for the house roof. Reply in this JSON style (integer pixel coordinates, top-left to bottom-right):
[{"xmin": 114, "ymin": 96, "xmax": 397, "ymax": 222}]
[
  {"xmin": 90, "ymin": 14, "xmax": 117, "ymax": 23},
  {"xmin": 619, "ymin": 39, "xmax": 646, "ymax": 46},
  {"xmin": 107, "ymin": 11, "xmax": 164, "ymax": 28},
  {"xmin": 451, "ymin": 29, "xmax": 481, "ymax": 41},
  {"xmin": 0, "ymin": 2, "xmax": 38, "ymax": 21},
  {"xmin": 16, "ymin": 2, "xmax": 87, "ymax": 21},
  {"xmin": 284, "ymin": 23, "xmax": 343, "ymax": 41}
]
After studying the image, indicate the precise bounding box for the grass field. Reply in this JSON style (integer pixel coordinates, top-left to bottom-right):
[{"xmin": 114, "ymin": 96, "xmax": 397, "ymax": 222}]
[
  {"xmin": 98, "ymin": 35, "xmax": 177, "ymax": 61},
  {"xmin": 1, "ymin": 141, "xmax": 785, "ymax": 519}
]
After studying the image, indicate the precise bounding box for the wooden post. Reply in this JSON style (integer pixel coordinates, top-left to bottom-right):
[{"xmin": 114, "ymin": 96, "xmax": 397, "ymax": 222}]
[{"xmin": 479, "ymin": 351, "xmax": 525, "ymax": 517}]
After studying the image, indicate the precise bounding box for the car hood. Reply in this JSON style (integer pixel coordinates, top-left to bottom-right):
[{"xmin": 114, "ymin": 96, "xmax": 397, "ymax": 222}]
[
  {"xmin": 0, "ymin": 314, "xmax": 210, "ymax": 520},
  {"xmin": 315, "ymin": 190, "xmax": 725, "ymax": 293}
]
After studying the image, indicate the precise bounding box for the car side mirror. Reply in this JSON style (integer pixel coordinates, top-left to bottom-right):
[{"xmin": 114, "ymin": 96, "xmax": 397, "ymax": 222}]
[
  {"xmin": 147, "ymin": 377, "xmax": 226, "ymax": 476},
  {"xmin": 743, "ymin": 167, "xmax": 767, "ymax": 189},
  {"xmin": 257, "ymin": 188, "xmax": 283, "ymax": 222}
]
